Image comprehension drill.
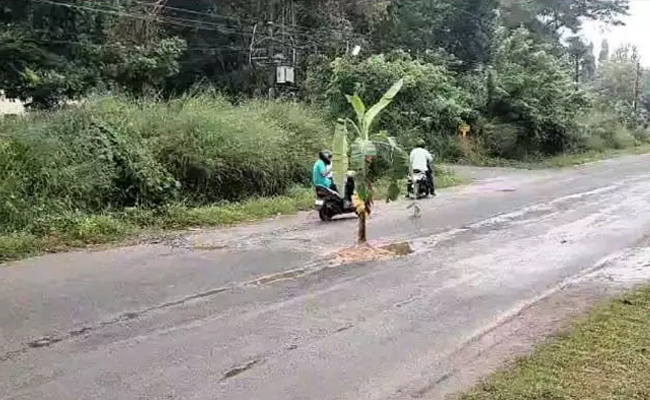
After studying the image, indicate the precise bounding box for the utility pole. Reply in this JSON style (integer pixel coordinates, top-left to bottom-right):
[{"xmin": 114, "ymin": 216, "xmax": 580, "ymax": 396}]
[
  {"xmin": 634, "ymin": 60, "xmax": 641, "ymax": 113},
  {"xmin": 248, "ymin": 0, "xmax": 297, "ymax": 99},
  {"xmin": 268, "ymin": 0, "xmax": 276, "ymax": 99}
]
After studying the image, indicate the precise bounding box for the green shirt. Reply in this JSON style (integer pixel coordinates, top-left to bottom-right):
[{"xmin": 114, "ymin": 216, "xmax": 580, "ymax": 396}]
[{"xmin": 312, "ymin": 159, "xmax": 332, "ymax": 188}]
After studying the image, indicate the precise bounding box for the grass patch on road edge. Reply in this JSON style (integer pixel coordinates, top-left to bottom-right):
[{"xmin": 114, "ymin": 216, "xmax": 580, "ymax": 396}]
[
  {"xmin": 471, "ymin": 145, "xmax": 650, "ymax": 170},
  {"xmin": 458, "ymin": 286, "xmax": 650, "ymax": 400},
  {"xmin": 0, "ymin": 168, "xmax": 462, "ymax": 263}
]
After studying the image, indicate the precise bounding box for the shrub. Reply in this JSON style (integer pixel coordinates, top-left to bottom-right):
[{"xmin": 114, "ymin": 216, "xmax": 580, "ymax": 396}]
[
  {"xmin": 572, "ymin": 109, "xmax": 640, "ymax": 152},
  {"xmin": 630, "ymin": 126, "xmax": 650, "ymax": 144},
  {"xmin": 488, "ymin": 27, "xmax": 590, "ymax": 156},
  {"xmin": 0, "ymin": 93, "xmax": 330, "ymax": 234},
  {"xmin": 480, "ymin": 120, "xmax": 522, "ymax": 159},
  {"xmin": 306, "ymin": 53, "xmax": 474, "ymax": 151},
  {"xmin": 610, "ymin": 126, "xmax": 636, "ymax": 149}
]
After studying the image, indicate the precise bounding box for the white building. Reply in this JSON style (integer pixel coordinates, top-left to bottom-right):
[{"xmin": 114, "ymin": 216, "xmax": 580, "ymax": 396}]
[{"xmin": 0, "ymin": 91, "xmax": 25, "ymax": 115}]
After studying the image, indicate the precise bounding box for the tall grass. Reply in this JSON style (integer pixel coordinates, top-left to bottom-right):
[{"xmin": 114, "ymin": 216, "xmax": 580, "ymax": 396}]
[{"xmin": 0, "ymin": 93, "xmax": 330, "ymax": 236}]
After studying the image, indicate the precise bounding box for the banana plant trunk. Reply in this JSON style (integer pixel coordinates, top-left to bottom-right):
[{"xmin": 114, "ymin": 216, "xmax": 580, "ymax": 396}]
[{"xmin": 357, "ymin": 210, "xmax": 367, "ymax": 244}]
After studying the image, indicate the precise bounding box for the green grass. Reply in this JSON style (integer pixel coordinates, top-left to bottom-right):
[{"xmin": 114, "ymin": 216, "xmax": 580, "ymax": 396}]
[
  {"xmin": 471, "ymin": 145, "xmax": 650, "ymax": 170},
  {"xmin": 0, "ymin": 188, "xmax": 313, "ymax": 262},
  {"xmin": 459, "ymin": 287, "xmax": 650, "ymax": 400},
  {"xmin": 539, "ymin": 145, "xmax": 650, "ymax": 168},
  {"xmin": 0, "ymin": 169, "xmax": 462, "ymax": 263}
]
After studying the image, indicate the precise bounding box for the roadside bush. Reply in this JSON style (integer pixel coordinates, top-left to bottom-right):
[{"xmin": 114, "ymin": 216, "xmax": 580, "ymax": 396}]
[
  {"xmin": 488, "ymin": 28, "xmax": 589, "ymax": 156},
  {"xmin": 480, "ymin": 120, "xmax": 523, "ymax": 159},
  {"xmin": 573, "ymin": 109, "xmax": 642, "ymax": 152},
  {"xmin": 0, "ymin": 94, "xmax": 330, "ymax": 234},
  {"xmin": 630, "ymin": 126, "xmax": 650, "ymax": 144},
  {"xmin": 306, "ymin": 53, "xmax": 474, "ymax": 150}
]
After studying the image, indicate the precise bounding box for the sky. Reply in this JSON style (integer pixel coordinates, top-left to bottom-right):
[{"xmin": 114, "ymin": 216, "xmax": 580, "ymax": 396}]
[{"xmin": 581, "ymin": 0, "xmax": 650, "ymax": 65}]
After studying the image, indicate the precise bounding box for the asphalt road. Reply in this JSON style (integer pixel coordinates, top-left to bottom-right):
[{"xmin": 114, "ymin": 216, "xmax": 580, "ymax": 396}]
[{"xmin": 2, "ymin": 155, "xmax": 650, "ymax": 400}]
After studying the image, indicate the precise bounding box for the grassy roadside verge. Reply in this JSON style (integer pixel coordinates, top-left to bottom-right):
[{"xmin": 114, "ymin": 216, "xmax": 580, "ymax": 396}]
[
  {"xmin": 459, "ymin": 286, "xmax": 650, "ymax": 400},
  {"xmin": 0, "ymin": 169, "xmax": 462, "ymax": 263},
  {"xmin": 469, "ymin": 144, "xmax": 650, "ymax": 169}
]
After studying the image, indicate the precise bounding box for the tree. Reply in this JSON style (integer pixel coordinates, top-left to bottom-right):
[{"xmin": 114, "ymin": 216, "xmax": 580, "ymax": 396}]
[
  {"xmin": 582, "ymin": 42, "xmax": 597, "ymax": 82},
  {"xmin": 567, "ymin": 36, "xmax": 596, "ymax": 84},
  {"xmin": 594, "ymin": 44, "xmax": 639, "ymax": 107},
  {"xmin": 102, "ymin": 37, "xmax": 187, "ymax": 96},
  {"xmin": 0, "ymin": 0, "xmax": 186, "ymax": 106},
  {"xmin": 486, "ymin": 27, "xmax": 589, "ymax": 156},
  {"xmin": 500, "ymin": 0, "xmax": 629, "ymax": 40},
  {"xmin": 639, "ymin": 69, "xmax": 650, "ymax": 117},
  {"xmin": 375, "ymin": 0, "xmax": 499, "ymax": 70},
  {"xmin": 336, "ymin": 79, "xmax": 406, "ymax": 244},
  {"xmin": 307, "ymin": 53, "xmax": 473, "ymax": 153},
  {"xmin": 599, "ymin": 39, "xmax": 610, "ymax": 63},
  {"xmin": 0, "ymin": 0, "xmax": 115, "ymax": 107}
]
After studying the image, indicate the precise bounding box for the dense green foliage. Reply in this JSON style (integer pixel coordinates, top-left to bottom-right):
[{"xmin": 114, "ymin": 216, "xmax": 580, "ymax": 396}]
[
  {"xmin": 2, "ymin": 0, "xmax": 646, "ymax": 163},
  {"xmin": 0, "ymin": 94, "xmax": 328, "ymax": 234},
  {"xmin": 372, "ymin": 0, "xmax": 499, "ymax": 70},
  {"xmin": 307, "ymin": 53, "xmax": 474, "ymax": 150},
  {"xmin": 484, "ymin": 28, "xmax": 590, "ymax": 157},
  {"xmin": 0, "ymin": 0, "xmax": 189, "ymax": 108},
  {"xmin": 1, "ymin": 1, "xmax": 635, "ymax": 108}
]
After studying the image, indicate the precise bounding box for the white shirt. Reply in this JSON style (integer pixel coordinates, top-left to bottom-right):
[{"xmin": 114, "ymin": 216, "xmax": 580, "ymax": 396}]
[{"xmin": 410, "ymin": 147, "xmax": 433, "ymax": 171}]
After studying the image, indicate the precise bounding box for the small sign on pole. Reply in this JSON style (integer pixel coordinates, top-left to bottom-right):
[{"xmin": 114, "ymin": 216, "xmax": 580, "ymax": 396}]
[
  {"xmin": 276, "ymin": 66, "xmax": 285, "ymax": 84},
  {"xmin": 276, "ymin": 66, "xmax": 295, "ymax": 84},
  {"xmin": 459, "ymin": 123, "xmax": 470, "ymax": 138}
]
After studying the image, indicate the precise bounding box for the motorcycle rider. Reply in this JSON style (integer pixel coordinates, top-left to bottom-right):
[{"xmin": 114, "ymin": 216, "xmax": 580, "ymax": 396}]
[
  {"xmin": 313, "ymin": 150, "xmax": 335, "ymax": 190},
  {"xmin": 409, "ymin": 139, "xmax": 435, "ymax": 196},
  {"xmin": 312, "ymin": 150, "xmax": 354, "ymax": 205}
]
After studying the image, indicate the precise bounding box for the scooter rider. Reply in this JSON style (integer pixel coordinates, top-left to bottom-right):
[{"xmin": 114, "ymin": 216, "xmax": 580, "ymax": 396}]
[
  {"xmin": 312, "ymin": 150, "xmax": 354, "ymax": 204},
  {"xmin": 409, "ymin": 139, "xmax": 435, "ymax": 196},
  {"xmin": 313, "ymin": 150, "xmax": 335, "ymax": 190}
]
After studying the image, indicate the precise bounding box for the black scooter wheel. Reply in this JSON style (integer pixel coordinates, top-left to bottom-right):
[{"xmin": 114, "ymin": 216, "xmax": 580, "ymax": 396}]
[{"xmin": 319, "ymin": 207, "xmax": 333, "ymax": 222}]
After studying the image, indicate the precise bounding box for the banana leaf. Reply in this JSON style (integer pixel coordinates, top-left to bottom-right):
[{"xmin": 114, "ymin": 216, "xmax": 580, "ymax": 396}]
[{"xmin": 331, "ymin": 120, "xmax": 349, "ymax": 191}]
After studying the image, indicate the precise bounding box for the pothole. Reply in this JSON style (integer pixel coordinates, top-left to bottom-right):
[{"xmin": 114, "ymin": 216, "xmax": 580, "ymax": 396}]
[
  {"xmin": 330, "ymin": 241, "xmax": 414, "ymax": 266},
  {"xmin": 27, "ymin": 336, "xmax": 63, "ymax": 348},
  {"xmin": 381, "ymin": 241, "xmax": 415, "ymax": 256}
]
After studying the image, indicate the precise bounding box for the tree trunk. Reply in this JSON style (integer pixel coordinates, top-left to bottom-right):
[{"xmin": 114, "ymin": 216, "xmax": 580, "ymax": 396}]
[{"xmin": 357, "ymin": 211, "xmax": 367, "ymax": 244}]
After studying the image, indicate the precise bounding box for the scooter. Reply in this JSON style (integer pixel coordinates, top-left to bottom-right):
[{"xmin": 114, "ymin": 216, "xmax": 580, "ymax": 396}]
[
  {"xmin": 315, "ymin": 173, "xmax": 357, "ymax": 221},
  {"xmin": 407, "ymin": 169, "xmax": 429, "ymax": 199}
]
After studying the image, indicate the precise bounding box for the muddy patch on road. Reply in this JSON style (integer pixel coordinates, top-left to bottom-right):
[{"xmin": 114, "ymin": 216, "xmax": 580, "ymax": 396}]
[{"xmin": 329, "ymin": 241, "xmax": 414, "ymax": 266}]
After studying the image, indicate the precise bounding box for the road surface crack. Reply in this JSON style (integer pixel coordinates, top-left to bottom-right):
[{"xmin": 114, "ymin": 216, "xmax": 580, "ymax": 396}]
[
  {"xmin": 0, "ymin": 285, "xmax": 232, "ymax": 363},
  {"xmin": 26, "ymin": 336, "xmax": 63, "ymax": 349},
  {"xmin": 221, "ymin": 358, "xmax": 264, "ymax": 381},
  {"xmin": 334, "ymin": 324, "xmax": 354, "ymax": 333}
]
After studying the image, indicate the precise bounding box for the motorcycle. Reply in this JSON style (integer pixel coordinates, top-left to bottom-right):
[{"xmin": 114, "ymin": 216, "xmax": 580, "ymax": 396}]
[
  {"xmin": 315, "ymin": 173, "xmax": 357, "ymax": 221},
  {"xmin": 407, "ymin": 169, "xmax": 429, "ymax": 199}
]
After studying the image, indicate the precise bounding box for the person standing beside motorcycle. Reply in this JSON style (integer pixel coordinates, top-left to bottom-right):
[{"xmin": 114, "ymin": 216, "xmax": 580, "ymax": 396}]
[{"xmin": 409, "ymin": 139, "xmax": 435, "ymax": 196}]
